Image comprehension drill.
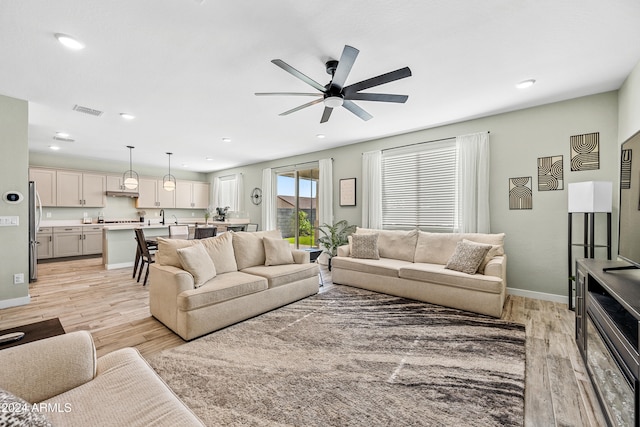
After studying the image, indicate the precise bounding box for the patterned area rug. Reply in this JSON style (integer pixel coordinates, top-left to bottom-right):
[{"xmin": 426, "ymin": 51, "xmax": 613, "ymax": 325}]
[{"xmin": 149, "ymin": 286, "xmax": 526, "ymax": 426}]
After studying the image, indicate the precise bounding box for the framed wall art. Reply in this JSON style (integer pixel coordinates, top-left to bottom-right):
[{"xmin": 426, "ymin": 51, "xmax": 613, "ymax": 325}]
[
  {"xmin": 339, "ymin": 178, "xmax": 356, "ymax": 207},
  {"xmin": 537, "ymin": 155, "xmax": 564, "ymax": 191},
  {"xmin": 509, "ymin": 177, "xmax": 532, "ymax": 210},
  {"xmin": 570, "ymin": 132, "xmax": 600, "ymax": 171}
]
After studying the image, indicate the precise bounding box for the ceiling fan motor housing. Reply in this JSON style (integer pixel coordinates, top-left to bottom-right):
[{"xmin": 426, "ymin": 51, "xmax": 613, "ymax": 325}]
[{"xmin": 325, "ymin": 60, "xmax": 339, "ymax": 75}]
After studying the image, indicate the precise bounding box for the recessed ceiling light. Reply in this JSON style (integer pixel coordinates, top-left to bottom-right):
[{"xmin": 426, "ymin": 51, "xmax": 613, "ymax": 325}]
[
  {"xmin": 54, "ymin": 33, "xmax": 85, "ymax": 50},
  {"xmin": 181, "ymin": 163, "xmax": 189, "ymax": 167},
  {"xmin": 206, "ymin": 157, "xmax": 213, "ymax": 161},
  {"xmin": 516, "ymin": 79, "xmax": 536, "ymax": 89},
  {"xmin": 222, "ymin": 137, "xmax": 231, "ymax": 143},
  {"xmin": 119, "ymin": 113, "xmax": 135, "ymax": 120},
  {"xmin": 49, "ymin": 145, "xmax": 60, "ymax": 150},
  {"xmin": 316, "ymin": 134, "xmax": 326, "ymax": 139},
  {"xmin": 56, "ymin": 132, "xmax": 70, "ymax": 138}
]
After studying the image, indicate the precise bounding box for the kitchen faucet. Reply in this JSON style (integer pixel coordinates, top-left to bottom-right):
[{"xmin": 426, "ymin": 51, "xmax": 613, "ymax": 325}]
[
  {"xmin": 160, "ymin": 209, "xmax": 165, "ymax": 225},
  {"xmin": 172, "ymin": 215, "xmax": 178, "ymax": 225}
]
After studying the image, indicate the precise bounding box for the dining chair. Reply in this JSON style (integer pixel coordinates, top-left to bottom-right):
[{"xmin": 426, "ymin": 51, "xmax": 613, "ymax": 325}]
[
  {"xmin": 194, "ymin": 227, "xmax": 217, "ymax": 239},
  {"xmin": 169, "ymin": 224, "xmax": 190, "ymax": 236},
  {"xmin": 246, "ymin": 223, "xmax": 258, "ymax": 232},
  {"xmin": 133, "ymin": 229, "xmax": 157, "ymax": 279},
  {"xmin": 134, "ymin": 228, "xmax": 155, "ymax": 286},
  {"xmin": 226, "ymin": 225, "xmax": 246, "ymax": 232}
]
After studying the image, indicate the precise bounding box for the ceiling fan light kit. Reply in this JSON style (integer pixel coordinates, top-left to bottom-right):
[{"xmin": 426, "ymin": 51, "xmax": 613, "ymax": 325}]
[{"xmin": 256, "ymin": 44, "xmax": 411, "ymax": 123}]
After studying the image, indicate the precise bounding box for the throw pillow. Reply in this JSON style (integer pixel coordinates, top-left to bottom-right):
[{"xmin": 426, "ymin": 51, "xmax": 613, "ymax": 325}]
[
  {"xmin": 445, "ymin": 239, "xmax": 492, "ymax": 275},
  {"xmin": 263, "ymin": 237, "xmax": 294, "ymax": 266},
  {"xmin": 200, "ymin": 232, "xmax": 238, "ymax": 274},
  {"xmin": 232, "ymin": 230, "xmax": 281, "ymax": 269},
  {"xmin": 156, "ymin": 237, "xmax": 197, "ymax": 268},
  {"xmin": 351, "ymin": 233, "xmax": 380, "ymax": 259},
  {"xmin": 177, "ymin": 243, "xmax": 217, "ymax": 287},
  {"xmin": 0, "ymin": 388, "xmax": 52, "ymax": 427},
  {"xmin": 478, "ymin": 244, "xmax": 502, "ymax": 274}
]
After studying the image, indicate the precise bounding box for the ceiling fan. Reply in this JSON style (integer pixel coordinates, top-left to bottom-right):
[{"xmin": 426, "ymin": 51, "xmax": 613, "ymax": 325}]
[{"xmin": 255, "ymin": 45, "xmax": 411, "ymax": 123}]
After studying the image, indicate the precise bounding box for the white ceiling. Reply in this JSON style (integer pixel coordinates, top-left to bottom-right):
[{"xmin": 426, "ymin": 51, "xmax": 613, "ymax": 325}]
[{"xmin": 1, "ymin": 1, "xmax": 640, "ymax": 173}]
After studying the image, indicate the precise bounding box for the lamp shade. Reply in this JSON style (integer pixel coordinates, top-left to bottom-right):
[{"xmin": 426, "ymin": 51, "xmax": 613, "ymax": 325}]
[{"xmin": 568, "ymin": 181, "xmax": 612, "ymax": 213}]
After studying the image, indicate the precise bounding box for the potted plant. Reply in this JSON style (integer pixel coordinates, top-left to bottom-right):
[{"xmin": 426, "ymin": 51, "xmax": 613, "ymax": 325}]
[{"xmin": 317, "ymin": 220, "xmax": 356, "ymax": 270}]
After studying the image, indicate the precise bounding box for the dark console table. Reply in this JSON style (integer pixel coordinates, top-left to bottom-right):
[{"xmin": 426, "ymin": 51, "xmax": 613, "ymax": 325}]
[{"xmin": 575, "ymin": 259, "xmax": 639, "ymax": 426}]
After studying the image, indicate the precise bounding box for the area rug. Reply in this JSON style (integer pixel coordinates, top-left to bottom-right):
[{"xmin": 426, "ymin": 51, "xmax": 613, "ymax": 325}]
[{"xmin": 148, "ymin": 286, "xmax": 526, "ymax": 426}]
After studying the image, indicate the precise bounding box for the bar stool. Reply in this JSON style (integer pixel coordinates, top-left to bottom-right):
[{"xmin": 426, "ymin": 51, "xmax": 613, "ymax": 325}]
[
  {"xmin": 133, "ymin": 230, "xmax": 157, "ymax": 279},
  {"xmin": 194, "ymin": 227, "xmax": 217, "ymax": 239},
  {"xmin": 134, "ymin": 228, "xmax": 155, "ymax": 286}
]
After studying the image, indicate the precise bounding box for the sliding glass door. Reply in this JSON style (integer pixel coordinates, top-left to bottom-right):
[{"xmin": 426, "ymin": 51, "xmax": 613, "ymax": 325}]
[{"xmin": 276, "ymin": 164, "xmax": 319, "ymax": 249}]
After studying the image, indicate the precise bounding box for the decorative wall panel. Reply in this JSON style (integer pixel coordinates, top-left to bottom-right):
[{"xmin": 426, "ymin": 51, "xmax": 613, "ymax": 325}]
[
  {"xmin": 538, "ymin": 155, "xmax": 563, "ymax": 191},
  {"xmin": 621, "ymin": 149, "xmax": 632, "ymax": 190},
  {"xmin": 570, "ymin": 132, "xmax": 600, "ymax": 171},
  {"xmin": 509, "ymin": 177, "xmax": 532, "ymax": 210}
]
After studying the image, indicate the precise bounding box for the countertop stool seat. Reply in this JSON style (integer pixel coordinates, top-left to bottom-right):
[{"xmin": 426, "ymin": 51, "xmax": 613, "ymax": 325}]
[{"xmin": 134, "ymin": 228, "xmax": 155, "ymax": 286}]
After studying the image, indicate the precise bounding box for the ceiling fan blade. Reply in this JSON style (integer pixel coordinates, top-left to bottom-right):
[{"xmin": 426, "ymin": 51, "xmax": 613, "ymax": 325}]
[
  {"xmin": 342, "ymin": 100, "xmax": 373, "ymax": 121},
  {"xmin": 279, "ymin": 98, "xmax": 324, "ymax": 116},
  {"xmin": 343, "ymin": 67, "xmax": 412, "ymax": 95},
  {"xmin": 255, "ymin": 92, "xmax": 323, "ymax": 97},
  {"xmin": 330, "ymin": 45, "xmax": 359, "ymax": 90},
  {"xmin": 320, "ymin": 107, "xmax": 333, "ymax": 123},
  {"xmin": 271, "ymin": 59, "xmax": 326, "ymax": 92},
  {"xmin": 345, "ymin": 93, "xmax": 408, "ymax": 103}
]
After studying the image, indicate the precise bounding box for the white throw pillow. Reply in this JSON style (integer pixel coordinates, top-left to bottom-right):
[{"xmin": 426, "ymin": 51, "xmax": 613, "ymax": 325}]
[
  {"xmin": 263, "ymin": 237, "xmax": 294, "ymax": 266},
  {"xmin": 177, "ymin": 243, "xmax": 217, "ymax": 287},
  {"xmin": 200, "ymin": 232, "xmax": 238, "ymax": 274}
]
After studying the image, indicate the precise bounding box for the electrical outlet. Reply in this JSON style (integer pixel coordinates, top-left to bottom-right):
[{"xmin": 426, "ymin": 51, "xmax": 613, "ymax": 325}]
[
  {"xmin": 46, "ymin": 212, "xmax": 52, "ymax": 218},
  {"xmin": 83, "ymin": 212, "xmax": 88, "ymax": 217},
  {"xmin": 0, "ymin": 216, "xmax": 19, "ymax": 226},
  {"xmin": 13, "ymin": 273, "xmax": 24, "ymax": 285},
  {"xmin": 192, "ymin": 212, "xmax": 195, "ymax": 217}
]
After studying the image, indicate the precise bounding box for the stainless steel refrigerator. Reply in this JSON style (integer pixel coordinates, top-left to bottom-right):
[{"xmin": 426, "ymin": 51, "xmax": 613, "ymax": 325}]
[{"xmin": 28, "ymin": 181, "xmax": 42, "ymax": 282}]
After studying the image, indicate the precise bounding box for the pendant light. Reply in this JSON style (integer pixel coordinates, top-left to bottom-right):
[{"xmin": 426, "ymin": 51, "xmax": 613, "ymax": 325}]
[
  {"xmin": 123, "ymin": 145, "xmax": 139, "ymax": 190},
  {"xmin": 163, "ymin": 152, "xmax": 176, "ymax": 191}
]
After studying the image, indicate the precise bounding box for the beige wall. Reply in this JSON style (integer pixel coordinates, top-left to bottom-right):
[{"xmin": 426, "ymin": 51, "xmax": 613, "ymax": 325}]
[
  {"xmin": 618, "ymin": 58, "xmax": 640, "ymax": 143},
  {"xmin": 210, "ymin": 91, "xmax": 620, "ymax": 300},
  {"xmin": 0, "ymin": 94, "xmax": 29, "ymax": 307}
]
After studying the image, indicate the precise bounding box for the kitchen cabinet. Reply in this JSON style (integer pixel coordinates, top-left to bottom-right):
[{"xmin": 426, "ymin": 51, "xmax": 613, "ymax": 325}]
[
  {"xmin": 175, "ymin": 181, "xmax": 210, "ymax": 209},
  {"xmin": 56, "ymin": 171, "xmax": 106, "ymax": 207},
  {"xmin": 53, "ymin": 226, "xmax": 83, "ymax": 257},
  {"xmin": 136, "ymin": 178, "xmax": 175, "ymax": 209},
  {"xmin": 29, "ymin": 168, "xmax": 57, "ymax": 206},
  {"xmin": 106, "ymin": 175, "xmax": 139, "ymax": 194},
  {"xmin": 36, "ymin": 227, "xmax": 53, "ymax": 259},
  {"xmin": 82, "ymin": 226, "xmax": 103, "ymax": 255}
]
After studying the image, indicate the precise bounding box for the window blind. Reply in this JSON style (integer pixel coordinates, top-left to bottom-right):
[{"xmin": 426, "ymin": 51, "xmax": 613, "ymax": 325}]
[{"xmin": 382, "ymin": 139, "xmax": 456, "ymax": 231}]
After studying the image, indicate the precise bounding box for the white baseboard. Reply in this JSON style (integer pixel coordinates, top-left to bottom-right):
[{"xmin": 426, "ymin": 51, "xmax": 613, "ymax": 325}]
[
  {"xmin": 0, "ymin": 295, "xmax": 31, "ymax": 309},
  {"xmin": 507, "ymin": 287, "xmax": 566, "ymax": 304},
  {"xmin": 105, "ymin": 262, "xmax": 134, "ymax": 270}
]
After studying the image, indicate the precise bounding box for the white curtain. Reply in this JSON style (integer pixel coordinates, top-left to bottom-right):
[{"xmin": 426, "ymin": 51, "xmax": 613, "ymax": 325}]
[
  {"xmin": 362, "ymin": 150, "xmax": 382, "ymax": 229},
  {"xmin": 318, "ymin": 158, "xmax": 333, "ymax": 226},
  {"xmin": 455, "ymin": 132, "xmax": 490, "ymax": 233},
  {"xmin": 261, "ymin": 168, "xmax": 276, "ymax": 230},
  {"xmin": 234, "ymin": 173, "xmax": 244, "ymax": 213}
]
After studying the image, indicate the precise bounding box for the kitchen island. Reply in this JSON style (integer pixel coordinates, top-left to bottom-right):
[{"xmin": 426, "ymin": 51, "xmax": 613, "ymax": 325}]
[{"xmin": 102, "ymin": 220, "xmax": 249, "ymax": 270}]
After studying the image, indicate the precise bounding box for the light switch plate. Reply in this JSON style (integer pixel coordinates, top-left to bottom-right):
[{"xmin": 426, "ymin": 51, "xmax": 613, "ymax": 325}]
[{"xmin": 0, "ymin": 216, "xmax": 19, "ymax": 226}]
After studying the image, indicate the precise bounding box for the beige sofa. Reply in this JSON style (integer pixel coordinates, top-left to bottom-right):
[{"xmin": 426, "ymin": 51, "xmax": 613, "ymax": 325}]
[
  {"xmin": 0, "ymin": 331, "xmax": 204, "ymax": 426},
  {"xmin": 149, "ymin": 230, "xmax": 319, "ymax": 340},
  {"xmin": 332, "ymin": 228, "xmax": 507, "ymax": 317}
]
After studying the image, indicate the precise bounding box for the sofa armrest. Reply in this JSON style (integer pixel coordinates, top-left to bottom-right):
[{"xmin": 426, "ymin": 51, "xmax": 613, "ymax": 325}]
[
  {"xmin": 337, "ymin": 244, "xmax": 350, "ymax": 257},
  {"xmin": 291, "ymin": 249, "xmax": 310, "ymax": 264},
  {"xmin": 0, "ymin": 330, "xmax": 96, "ymax": 403},
  {"xmin": 484, "ymin": 255, "xmax": 507, "ymax": 285},
  {"xmin": 149, "ymin": 264, "xmax": 196, "ymax": 333}
]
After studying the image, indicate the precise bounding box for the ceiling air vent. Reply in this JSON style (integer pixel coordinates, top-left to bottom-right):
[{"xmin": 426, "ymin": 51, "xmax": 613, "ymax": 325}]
[
  {"xmin": 53, "ymin": 135, "xmax": 75, "ymax": 142},
  {"xmin": 72, "ymin": 104, "xmax": 104, "ymax": 117}
]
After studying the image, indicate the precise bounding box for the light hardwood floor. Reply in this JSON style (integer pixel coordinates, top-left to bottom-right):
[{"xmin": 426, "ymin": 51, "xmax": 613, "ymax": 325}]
[{"xmin": 0, "ymin": 257, "xmax": 607, "ymax": 426}]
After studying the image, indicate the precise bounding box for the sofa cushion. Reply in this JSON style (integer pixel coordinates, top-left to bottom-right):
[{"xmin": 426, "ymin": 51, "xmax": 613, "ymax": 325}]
[
  {"xmin": 331, "ymin": 256, "xmax": 412, "ymax": 278},
  {"xmin": 156, "ymin": 237, "xmax": 197, "ymax": 268},
  {"xmin": 263, "ymin": 237, "xmax": 294, "ymax": 266},
  {"xmin": 200, "ymin": 232, "xmax": 238, "ymax": 274},
  {"xmin": 351, "ymin": 233, "xmax": 380, "ymax": 259},
  {"xmin": 232, "ymin": 230, "xmax": 282, "ymax": 270},
  {"xmin": 241, "ymin": 263, "xmax": 318, "ymax": 288},
  {"xmin": 177, "ymin": 272, "xmax": 268, "ymax": 311},
  {"xmin": 399, "ymin": 263, "xmax": 503, "ymax": 294},
  {"xmin": 356, "ymin": 228, "xmax": 418, "ymax": 262},
  {"xmin": 177, "ymin": 243, "xmax": 216, "ymax": 287},
  {"xmin": 0, "ymin": 387, "xmax": 52, "ymax": 427},
  {"xmin": 478, "ymin": 245, "xmax": 502, "ymax": 274},
  {"xmin": 445, "ymin": 239, "xmax": 492, "ymax": 275},
  {"xmin": 414, "ymin": 232, "xmax": 505, "ymax": 265}
]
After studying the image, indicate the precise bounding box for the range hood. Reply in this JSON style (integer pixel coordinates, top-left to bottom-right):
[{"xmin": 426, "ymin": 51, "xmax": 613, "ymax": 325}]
[{"xmin": 106, "ymin": 191, "xmax": 139, "ymax": 198}]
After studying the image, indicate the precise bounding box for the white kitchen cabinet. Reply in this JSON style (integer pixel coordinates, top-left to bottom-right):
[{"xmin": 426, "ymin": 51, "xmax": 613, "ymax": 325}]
[
  {"xmin": 53, "ymin": 227, "xmax": 83, "ymax": 257},
  {"xmin": 36, "ymin": 227, "xmax": 53, "ymax": 259},
  {"xmin": 29, "ymin": 168, "xmax": 57, "ymax": 206},
  {"xmin": 56, "ymin": 171, "xmax": 106, "ymax": 207},
  {"xmin": 136, "ymin": 178, "xmax": 175, "ymax": 209},
  {"xmin": 175, "ymin": 181, "xmax": 210, "ymax": 209},
  {"xmin": 82, "ymin": 226, "xmax": 103, "ymax": 255},
  {"xmin": 106, "ymin": 175, "xmax": 139, "ymax": 194}
]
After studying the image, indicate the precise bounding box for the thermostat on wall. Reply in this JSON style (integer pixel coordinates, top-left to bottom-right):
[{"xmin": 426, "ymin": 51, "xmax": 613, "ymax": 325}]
[{"xmin": 3, "ymin": 191, "xmax": 24, "ymax": 204}]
